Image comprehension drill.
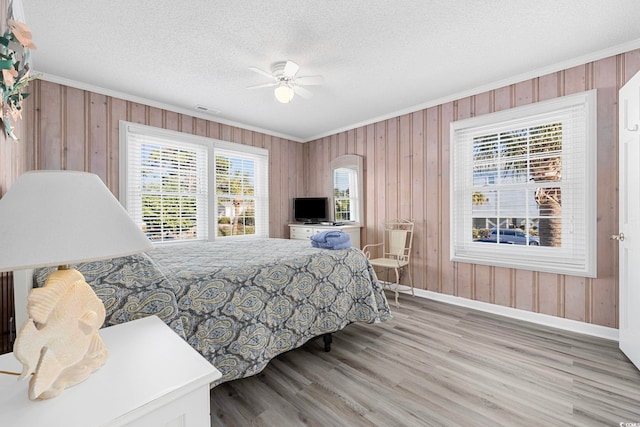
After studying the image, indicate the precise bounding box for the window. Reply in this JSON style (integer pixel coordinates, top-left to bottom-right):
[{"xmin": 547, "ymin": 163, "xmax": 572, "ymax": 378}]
[
  {"xmin": 330, "ymin": 155, "xmax": 363, "ymax": 223},
  {"xmin": 215, "ymin": 148, "xmax": 268, "ymax": 238},
  {"xmin": 333, "ymin": 167, "xmax": 358, "ymax": 221},
  {"xmin": 120, "ymin": 122, "xmax": 269, "ymax": 243},
  {"xmin": 450, "ymin": 90, "xmax": 597, "ymax": 277}
]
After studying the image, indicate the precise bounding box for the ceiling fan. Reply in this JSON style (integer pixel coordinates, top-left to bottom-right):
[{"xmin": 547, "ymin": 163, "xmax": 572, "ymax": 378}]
[{"xmin": 247, "ymin": 60, "xmax": 323, "ymax": 103}]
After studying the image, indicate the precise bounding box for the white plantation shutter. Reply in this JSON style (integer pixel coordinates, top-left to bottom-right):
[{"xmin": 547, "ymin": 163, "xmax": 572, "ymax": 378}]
[
  {"xmin": 450, "ymin": 90, "xmax": 597, "ymax": 277},
  {"xmin": 120, "ymin": 122, "xmax": 269, "ymax": 243}
]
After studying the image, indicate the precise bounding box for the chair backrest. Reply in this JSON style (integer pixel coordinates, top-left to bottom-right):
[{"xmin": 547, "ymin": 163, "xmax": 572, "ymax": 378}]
[{"xmin": 383, "ymin": 219, "xmax": 414, "ymax": 261}]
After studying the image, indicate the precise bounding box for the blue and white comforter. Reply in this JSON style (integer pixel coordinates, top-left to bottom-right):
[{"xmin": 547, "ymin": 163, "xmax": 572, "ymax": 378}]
[{"xmin": 36, "ymin": 238, "xmax": 391, "ymax": 384}]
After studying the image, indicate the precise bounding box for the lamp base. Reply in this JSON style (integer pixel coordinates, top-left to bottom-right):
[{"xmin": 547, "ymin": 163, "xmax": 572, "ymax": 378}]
[{"xmin": 13, "ymin": 268, "xmax": 108, "ymax": 400}]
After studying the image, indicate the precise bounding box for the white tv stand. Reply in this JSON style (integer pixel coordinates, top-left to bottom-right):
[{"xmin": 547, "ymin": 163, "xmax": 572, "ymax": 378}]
[{"xmin": 289, "ymin": 223, "xmax": 361, "ymax": 249}]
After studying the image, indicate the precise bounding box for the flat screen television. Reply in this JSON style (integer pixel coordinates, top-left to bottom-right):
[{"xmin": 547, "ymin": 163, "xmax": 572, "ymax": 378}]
[{"xmin": 293, "ymin": 197, "xmax": 329, "ymax": 224}]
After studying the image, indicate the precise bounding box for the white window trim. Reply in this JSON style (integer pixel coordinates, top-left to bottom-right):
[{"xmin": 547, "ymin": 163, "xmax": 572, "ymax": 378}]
[
  {"xmin": 450, "ymin": 90, "xmax": 597, "ymax": 277},
  {"xmin": 334, "ymin": 167, "xmax": 358, "ymax": 221},
  {"xmin": 329, "ymin": 154, "xmax": 363, "ymax": 224},
  {"xmin": 213, "ymin": 142, "xmax": 269, "ymax": 240},
  {"xmin": 119, "ymin": 121, "xmax": 269, "ymax": 242}
]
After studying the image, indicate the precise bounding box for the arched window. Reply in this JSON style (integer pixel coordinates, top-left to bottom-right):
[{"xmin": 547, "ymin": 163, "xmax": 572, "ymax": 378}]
[{"xmin": 330, "ymin": 155, "xmax": 363, "ymax": 224}]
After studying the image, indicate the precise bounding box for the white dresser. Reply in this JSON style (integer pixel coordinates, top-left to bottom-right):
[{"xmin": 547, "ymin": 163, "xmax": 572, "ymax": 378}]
[
  {"xmin": 289, "ymin": 223, "xmax": 361, "ymax": 249},
  {"xmin": 0, "ymin": 316, "xmax": 221, "ymax": 427}
]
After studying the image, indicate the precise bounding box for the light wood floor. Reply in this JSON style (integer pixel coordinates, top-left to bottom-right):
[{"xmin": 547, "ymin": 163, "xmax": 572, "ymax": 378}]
[{"xmin": 210, "ymin": 292, "xmax": 640, "ymax": 426}]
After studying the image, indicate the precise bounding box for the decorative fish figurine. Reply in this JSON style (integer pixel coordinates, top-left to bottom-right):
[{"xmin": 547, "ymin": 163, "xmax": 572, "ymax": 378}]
[{"xmin": 13, "ymin": 268, "xmax": 109, "ymax": 400}]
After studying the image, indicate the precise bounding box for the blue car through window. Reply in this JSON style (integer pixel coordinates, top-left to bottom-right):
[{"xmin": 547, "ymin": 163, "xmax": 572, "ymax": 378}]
[{"xmin": 475, "ymin": 228, "xmax": 540, "ymax": 246}]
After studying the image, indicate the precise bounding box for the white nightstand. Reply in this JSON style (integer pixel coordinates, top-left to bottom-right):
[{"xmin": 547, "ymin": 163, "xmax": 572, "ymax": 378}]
[{"xmin": 0, "ymin": 316, "xmax": 221, "ymax": 427}]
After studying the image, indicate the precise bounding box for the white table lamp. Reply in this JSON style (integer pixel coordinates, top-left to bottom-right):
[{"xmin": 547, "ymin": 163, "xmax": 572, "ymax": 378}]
[{"xmin": 0, "ymin": 170, "xmax": 153, "ymax": 400}]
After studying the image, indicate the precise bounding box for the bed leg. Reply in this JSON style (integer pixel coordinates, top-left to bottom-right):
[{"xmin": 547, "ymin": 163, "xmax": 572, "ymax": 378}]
[{"xmin": 322, "ymin": 333, "xmax": 332, "ymax": 352}]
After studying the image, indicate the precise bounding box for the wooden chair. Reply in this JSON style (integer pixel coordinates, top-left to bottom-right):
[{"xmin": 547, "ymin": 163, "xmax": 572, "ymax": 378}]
[{"xmin": 362, "ymin": 219, "xmax": 415, "ymax": 307}]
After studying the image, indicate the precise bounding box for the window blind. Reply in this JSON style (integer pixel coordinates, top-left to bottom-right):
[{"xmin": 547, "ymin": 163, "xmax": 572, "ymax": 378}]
[
  {"xmin": 120, "ymin": 122, "xmax": 269, "ymax": 244},
  {"xmin": 215, "ymin": 146, "xmax": 269, "ymax": 238},
  {"xmin": 450, "ymin": 90, "xmax": 597, "ymax": 277},
  {"xmin": 124, "ymin": 129, "xmax": 209, "ymax": 243}
]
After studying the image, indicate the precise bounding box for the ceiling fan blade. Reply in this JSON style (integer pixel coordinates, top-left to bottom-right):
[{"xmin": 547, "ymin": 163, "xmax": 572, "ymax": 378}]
[
  {"xmin": 246, "ymin": 82, "xmax": 278, "ymax": 89},
  {"xmin": 293, "ymin": 85, "xmax": 313, "ymax": 99},
  {"xmin": 294, "ymin": 75, "xmax": 324, "ymax": 86},
  {"xmin": 283, "ymin": 60, "xmax": 300, "ymax": 77},
  {"xmin": 248, "ymin": 66, "xmax": 276, "ymax": 80}
]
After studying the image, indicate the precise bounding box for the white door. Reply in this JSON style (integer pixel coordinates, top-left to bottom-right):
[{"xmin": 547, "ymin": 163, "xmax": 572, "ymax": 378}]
[{"xmin": 619, "ymin": 70, "xmax": 640, "ymax": 369}]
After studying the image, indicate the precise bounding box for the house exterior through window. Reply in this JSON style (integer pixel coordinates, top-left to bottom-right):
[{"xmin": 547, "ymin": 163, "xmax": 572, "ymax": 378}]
[{"xmin": 450, "ymin": 90, "xmax": 597, "ymax": 277}]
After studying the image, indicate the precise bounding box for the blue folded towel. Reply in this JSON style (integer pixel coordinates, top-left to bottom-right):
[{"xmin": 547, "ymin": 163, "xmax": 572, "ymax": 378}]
[
  {"xmin": 311, "ymin": 240, "xmax": 352, "ymax": 249},
  {"xmin": 310, "ymin": 230, "xmax": 351, "ymax": 249},
  {"xmin": 311, "ymin": 230, "xmax": 350, "ymax": 244}
]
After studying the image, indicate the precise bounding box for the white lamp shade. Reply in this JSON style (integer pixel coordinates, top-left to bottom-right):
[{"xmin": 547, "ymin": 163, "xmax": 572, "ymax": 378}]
[
  {"xmin": 274, "ymin": 84, "xmax": 294, "ymax": 103},
  {"xmin": 0, "ymin": 170, "xmax": 153, "ymax": 272}
]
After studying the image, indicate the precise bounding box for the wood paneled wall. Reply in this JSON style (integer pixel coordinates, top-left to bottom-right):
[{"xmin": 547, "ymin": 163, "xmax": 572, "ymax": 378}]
[
  {"xmin": 3, "ymin": 48, "xmax": 640, "ymax": 331},
  {"xmin": 1, "ymin": 79, "xmax": 305, "ymax": 347},
  {"xmin": 305, "ymin": 48, "xmax": 640, "ymax": 329},
  {"xmin": 17, "ymin": 80, "xmax": 304, "ymax": 239},
  {"xmin": 0, "ymin": 272, "xmax": 13, "ymax": 353}
]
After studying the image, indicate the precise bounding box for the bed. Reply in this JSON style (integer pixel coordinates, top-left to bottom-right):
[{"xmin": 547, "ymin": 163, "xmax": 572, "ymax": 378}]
[{"xmin": 18, "ymin": 238, "xmax": 391, "ymax": 385}]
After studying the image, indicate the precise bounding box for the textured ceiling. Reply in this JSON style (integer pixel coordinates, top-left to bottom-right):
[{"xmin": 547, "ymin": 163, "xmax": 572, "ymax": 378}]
[{"xmin": 21, "ymin": 0, "xmax": 640, "ymax": 142}]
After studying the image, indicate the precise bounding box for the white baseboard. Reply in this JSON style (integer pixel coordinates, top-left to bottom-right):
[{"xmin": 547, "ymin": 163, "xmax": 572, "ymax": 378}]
[{"xmin": 385, "ymin": 284, "xmax": 619, "ymax": 341}]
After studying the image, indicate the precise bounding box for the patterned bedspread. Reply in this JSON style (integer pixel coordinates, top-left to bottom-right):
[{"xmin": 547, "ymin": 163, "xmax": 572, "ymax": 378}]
[{"xmin": 35, "ymin": 238, "xmax": 391, "ymax": 384}]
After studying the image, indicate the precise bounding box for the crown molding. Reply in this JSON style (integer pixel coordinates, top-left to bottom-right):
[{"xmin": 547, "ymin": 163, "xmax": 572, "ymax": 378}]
[
  {"xmin": 306, "ymin": 38, "xmax": 640, "ymax": 142},
  {"xmin": 33, "ymin": 72, "xmax": 305, "ymax": 143},
  {"xmin": 34, "ymin": 38, "xmax": 640, "ymax": 144}
]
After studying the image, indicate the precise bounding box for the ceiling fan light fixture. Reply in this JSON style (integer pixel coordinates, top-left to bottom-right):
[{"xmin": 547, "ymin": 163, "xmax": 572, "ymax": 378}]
[{"xmin": 274, "ymin": 84, "xmax": 294, "ymax": 103}]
